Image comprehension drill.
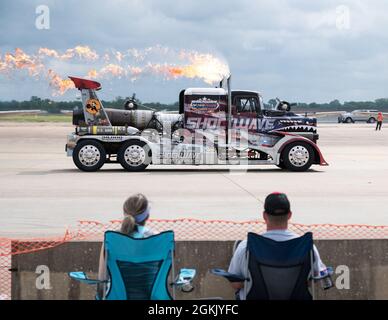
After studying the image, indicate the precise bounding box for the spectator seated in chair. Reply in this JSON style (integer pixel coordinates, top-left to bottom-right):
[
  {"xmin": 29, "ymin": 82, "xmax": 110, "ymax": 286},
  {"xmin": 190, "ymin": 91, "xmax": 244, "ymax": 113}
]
[{"xmin": 227, "ymin": 192, "xmax": 329, "ymax": 300}]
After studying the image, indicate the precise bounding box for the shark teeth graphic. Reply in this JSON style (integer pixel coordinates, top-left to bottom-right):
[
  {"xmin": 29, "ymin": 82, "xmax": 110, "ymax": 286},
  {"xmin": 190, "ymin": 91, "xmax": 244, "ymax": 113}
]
[{"xmin": 270, "ymin": 125, "xmax": 317, "ymax": 133}]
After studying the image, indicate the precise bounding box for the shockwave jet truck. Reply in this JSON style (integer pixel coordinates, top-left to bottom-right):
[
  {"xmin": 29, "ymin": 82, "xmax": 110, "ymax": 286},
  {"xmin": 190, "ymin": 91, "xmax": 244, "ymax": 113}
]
[{"xmin": 65, "ymin": 76, "xmax": 327, "ymax": 172}]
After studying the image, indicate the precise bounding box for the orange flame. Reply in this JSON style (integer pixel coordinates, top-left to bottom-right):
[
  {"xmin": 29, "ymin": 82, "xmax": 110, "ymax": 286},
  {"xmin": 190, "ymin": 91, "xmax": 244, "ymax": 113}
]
[
  {"xmin": 2, "ymin": 48, "xmax": 43, "ymax": 76},
  {"xmin": 39, "ymin": 46, "xmax": 98, "ymax": 60},
  {"xmin": 99, "ymin": 64, "xmax": 126, "ymax": 77},
  {"xmin": 175, "ymin": 52, "xmax": 230, "ymax": 84},
  {"xmin": 87, "ymin": 69, "xmax": 98, "ymax": 79},
  {"xmin": 144, "ymin": 52, "xmax": 229, "ymax": 84},
  {"xmin": 0, "ymin": 46, "xmax": 229, "ymax": 95},
  {"xmin": 47, "ymin": 70, "xmax": 75, "ymax": 95}
]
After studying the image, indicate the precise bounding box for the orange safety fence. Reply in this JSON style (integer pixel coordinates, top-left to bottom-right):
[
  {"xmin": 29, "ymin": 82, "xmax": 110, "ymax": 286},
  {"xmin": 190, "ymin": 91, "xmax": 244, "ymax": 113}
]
[
  {"xmin": 0, "ymin": 231, "xmax": 74, "ymax": 300},
  {"xmin": 2, "ymin": 218, "xmax": 388, "ymax": 300},
  {"xmin": 76, "ymin": 219, "xmax": 388, "ymax": 241}
]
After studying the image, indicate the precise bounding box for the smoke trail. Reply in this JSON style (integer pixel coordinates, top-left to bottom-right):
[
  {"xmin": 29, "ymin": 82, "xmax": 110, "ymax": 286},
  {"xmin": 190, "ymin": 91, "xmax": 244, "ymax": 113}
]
[{"xmin": 0, "ymin": 46, "xmax": 230, "ymax": 95}]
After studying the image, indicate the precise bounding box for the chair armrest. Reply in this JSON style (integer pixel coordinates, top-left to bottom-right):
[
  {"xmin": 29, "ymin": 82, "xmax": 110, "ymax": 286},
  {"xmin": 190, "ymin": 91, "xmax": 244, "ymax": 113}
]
[
  {"xmin": 68, "ymin": 271, "xmax": 108, "ymax": 285},
  {"xmin": 171, "ymin": 268, "xmax": 196, "ymax": 292},
  {"xmin": 312, "ymin": 266, "xmax": 334, "ymax": 281}
]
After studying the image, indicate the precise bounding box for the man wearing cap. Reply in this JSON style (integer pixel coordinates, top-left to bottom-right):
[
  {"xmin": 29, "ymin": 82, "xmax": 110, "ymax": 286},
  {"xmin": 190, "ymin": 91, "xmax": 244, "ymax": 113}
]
[{"xmin": 228, "ymin": 192, "xmax": 327, "ymax": 300}]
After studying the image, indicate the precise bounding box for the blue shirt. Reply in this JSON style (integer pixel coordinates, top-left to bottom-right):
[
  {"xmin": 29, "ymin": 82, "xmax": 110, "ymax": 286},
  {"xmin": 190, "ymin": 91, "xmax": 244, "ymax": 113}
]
[{"xmin": 129, "ymin": 225, "xmax": 154, "ymax": 238}]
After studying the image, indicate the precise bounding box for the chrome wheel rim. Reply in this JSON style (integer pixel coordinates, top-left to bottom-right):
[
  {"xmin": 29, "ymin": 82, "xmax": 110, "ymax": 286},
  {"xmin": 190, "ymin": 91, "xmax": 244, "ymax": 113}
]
[
  {"xmin": 124, "ymin": 145, "xmax": 146, "ymax": 166},
  {"xmin": 288, "ymin": 145, "xmax": 310, "ymax": 167},
  {"xmin": 79, "ymin": 145, "xmax": 101, "ymax": 167}
]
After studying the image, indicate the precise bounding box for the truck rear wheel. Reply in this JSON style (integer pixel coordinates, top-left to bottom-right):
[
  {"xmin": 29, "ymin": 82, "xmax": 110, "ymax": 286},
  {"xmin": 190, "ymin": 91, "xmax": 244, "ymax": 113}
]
[
  {"xmin": 118, "ymin": 140, "xmax": 151, "ymax": 171},
  {"xmin": 73, "ymin": 140, "xmax": 106, "ymax": 172},
  {"xmin": 281, "ymin": 142, "xmax": 314, "ymax": 172}
]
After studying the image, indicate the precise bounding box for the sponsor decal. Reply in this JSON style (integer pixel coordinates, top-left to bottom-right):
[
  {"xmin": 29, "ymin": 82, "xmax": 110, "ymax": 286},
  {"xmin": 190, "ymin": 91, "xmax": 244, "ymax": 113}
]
[
  {"xmin": 186, "ymin": 116, "xmax": 272, "ymax": 131},
  {"xmin": 186, "ymin": 117, "xmax": 224, "ymax": 130},
  {"xmin": 161, "ymin": 150, "xmax": 198, "ymax": 160},
  {"xmin": 85, "ymin": 98, "xmax": 101, "ymax": 115},
  {"xmin": 100, "ymin": 135, "xmax": 124, "ymax": 142},
  {"xmin": 190, "ymin": 97, "xmax": 219, "ymax": 113},
  {"xmin": 185, "ymin": 116, "xmax": 316, "ymax": 133},
  {"xmin": 161, "ymin": 144, "xmax": 201, "ymax": 164}
]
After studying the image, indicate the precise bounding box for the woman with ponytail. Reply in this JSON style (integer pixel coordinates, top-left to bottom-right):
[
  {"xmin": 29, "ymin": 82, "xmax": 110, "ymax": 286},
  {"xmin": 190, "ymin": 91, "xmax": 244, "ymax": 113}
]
[
  {"xmin": 97, "ymin": 194, "xmax": 154, "ymax": 297},
  {"xmin": 120, "ymin": 193, "xmax": 153, "ymax": 238}
]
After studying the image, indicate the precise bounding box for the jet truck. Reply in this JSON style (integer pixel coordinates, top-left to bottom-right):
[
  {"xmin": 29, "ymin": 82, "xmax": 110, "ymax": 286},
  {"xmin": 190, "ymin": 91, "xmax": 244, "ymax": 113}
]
[{"xmin": 65, "ymin": 76, "xmax": 327, "ymax": 172}]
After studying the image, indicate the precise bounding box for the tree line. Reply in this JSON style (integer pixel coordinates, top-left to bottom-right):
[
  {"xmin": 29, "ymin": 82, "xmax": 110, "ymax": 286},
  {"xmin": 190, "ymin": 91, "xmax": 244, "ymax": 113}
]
[{"xmin": 1, "ymin": 96, "xmax": 388, "ymax": 113}]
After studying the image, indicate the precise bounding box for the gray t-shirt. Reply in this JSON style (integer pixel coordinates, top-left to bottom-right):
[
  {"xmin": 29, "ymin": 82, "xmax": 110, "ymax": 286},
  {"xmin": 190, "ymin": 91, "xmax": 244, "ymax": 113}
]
[{"xmin": 228, "ymin": 229, "xmax": 327, "ymax": 300}]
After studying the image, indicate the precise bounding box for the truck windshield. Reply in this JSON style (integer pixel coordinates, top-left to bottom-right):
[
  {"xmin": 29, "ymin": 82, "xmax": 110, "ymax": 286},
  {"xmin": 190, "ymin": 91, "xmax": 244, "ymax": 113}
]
[{"xmin": 235, "ymin": 96, "xmax": 259, "ymax": 113}]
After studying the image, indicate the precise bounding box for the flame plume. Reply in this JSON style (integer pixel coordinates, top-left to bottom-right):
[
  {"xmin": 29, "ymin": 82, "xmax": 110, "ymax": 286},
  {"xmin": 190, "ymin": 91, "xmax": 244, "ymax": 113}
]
[
  {"xmin": 47, "ymin": 70, "xmax": 75, "ymax": 95},
  {"xmin": 38, "ymin": 46, "xmax": 98, "ymax": 60},
  {"xmin": 0, "ymin": 46, "xmax": 229, "ymax": 95}
]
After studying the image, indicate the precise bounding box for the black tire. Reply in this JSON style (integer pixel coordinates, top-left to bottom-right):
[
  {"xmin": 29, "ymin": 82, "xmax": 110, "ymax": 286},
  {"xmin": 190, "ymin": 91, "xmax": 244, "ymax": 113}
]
[
  {"xmin": 276, "ymin": 161, "xmax": 287, "ymax": 170},
  {"xmin": 118, "ymin": 140, "xmax": 151, "ymax": 172},
  {"xmin": 72, "ymin": 140, "xmax": 106, "ymax": 172},
  {"xmin": 281, "ymin": 142, "xmax": 314, "ymax": 172},
  {"xmin": 367, "ymin": 117, "xmax": 376, "ymax": 124},
  {"xmin": 345, "ymin": 117, "xmax": 353, "ymax": 123}
]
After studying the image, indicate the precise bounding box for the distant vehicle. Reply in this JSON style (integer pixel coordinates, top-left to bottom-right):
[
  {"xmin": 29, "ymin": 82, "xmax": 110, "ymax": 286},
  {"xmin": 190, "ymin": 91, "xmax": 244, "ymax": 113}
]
[
  {"xmin": 338, "ymin": 110, "xmax": 380, "ymax": 123},
  {"xmin": 60, "ymin": 109, "xmax": 73, "ymax": 114}
]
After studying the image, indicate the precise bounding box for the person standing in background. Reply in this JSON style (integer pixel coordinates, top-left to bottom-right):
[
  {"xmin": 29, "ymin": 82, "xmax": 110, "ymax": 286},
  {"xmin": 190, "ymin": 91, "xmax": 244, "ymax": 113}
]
[{"xmin": 376, "ymin": 112, "xmax": 383, "ymax": 131}]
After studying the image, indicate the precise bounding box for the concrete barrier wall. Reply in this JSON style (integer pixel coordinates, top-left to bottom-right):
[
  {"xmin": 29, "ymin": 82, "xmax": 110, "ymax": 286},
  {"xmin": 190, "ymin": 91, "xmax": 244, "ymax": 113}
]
[{"xmin": 10, "ymin": 239, "xmax": 388, "ymax": 300}]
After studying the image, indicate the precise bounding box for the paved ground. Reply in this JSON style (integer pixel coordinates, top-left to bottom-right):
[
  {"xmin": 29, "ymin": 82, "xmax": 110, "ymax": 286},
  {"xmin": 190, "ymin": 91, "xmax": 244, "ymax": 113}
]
[{"xmin": 0, "ymin": 122, "xmax": 387, "ymax": 237}]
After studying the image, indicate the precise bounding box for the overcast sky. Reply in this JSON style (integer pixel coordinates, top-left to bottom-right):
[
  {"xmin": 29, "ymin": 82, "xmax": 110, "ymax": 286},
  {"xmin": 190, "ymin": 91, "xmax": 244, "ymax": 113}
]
[{"xmin": 0, "ymin": 0, "xmax": 388, "ymax": 103}]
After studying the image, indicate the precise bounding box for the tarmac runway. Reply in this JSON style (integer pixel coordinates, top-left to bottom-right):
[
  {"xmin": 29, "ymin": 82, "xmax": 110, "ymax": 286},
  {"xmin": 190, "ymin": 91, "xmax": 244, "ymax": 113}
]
[{"xmin": 0, "ymin": 122, "xmax": 387, "ymax": 237}]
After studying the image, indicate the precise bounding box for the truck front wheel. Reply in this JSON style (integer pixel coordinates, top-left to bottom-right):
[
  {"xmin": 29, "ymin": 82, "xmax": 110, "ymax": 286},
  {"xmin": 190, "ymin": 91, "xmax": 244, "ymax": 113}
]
[
  {"xmin": 276, "ymin": 161, "xmax": 287, "ymax": 170},
  {"xmin": 118, "ymin": 140, "xmax": 151, "ymax": 171},
  {"xmin": 73, "ymin": 140, "xmax": 106, "ymax": 172},
  {"xmin": 281, "ymin": 142, "xmax": 314, "ymax": 172}
]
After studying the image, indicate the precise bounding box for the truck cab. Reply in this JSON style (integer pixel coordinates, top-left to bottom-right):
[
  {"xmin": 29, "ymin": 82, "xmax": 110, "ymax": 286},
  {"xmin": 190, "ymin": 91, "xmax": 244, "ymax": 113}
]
[{"xmin": 180, "ymin": 87, "xmax": 317, "ymax": 141}]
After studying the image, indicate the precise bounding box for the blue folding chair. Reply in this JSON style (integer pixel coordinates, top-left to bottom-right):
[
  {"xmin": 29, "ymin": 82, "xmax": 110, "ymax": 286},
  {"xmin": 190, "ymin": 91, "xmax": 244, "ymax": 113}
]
[
  {"xmin": 69, "ymin": 230, "xmax": 195, "ymax": 300},
  {"xmin": 212, "ymin": 232, "xmax": 332, "ymax": 300},
  {"xmin": 244, "ymin": 232, "xmax": 314, "ymax": 300}
]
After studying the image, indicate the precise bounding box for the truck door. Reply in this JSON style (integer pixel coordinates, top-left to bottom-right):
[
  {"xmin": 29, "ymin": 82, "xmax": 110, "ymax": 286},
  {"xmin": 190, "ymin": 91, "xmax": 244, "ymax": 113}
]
[{"xmin": 232, "ymin": 95, "xmax": 260, "ymax": 133}]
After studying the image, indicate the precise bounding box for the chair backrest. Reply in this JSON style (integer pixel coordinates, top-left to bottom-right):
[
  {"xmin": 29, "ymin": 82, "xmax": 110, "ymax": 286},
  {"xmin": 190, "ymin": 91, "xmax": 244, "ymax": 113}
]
[
  {"xmin": 246, "ymin": 232, "xmax": 313, "ymax": 300},
  {"xmin": 103, "ymin": 230, "xmax": 174, "ymax": 300}
]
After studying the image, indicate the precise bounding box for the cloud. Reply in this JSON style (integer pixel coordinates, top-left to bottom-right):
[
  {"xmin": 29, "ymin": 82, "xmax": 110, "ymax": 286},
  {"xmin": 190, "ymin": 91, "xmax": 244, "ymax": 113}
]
[{"xmin": 1, "ymin": 0, "xmax": 388, "ymax": 103}]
